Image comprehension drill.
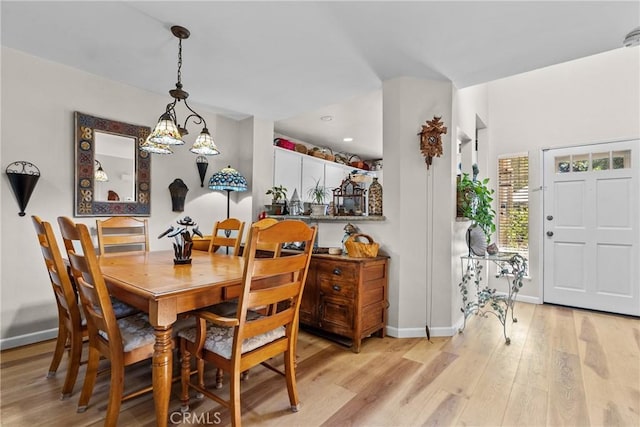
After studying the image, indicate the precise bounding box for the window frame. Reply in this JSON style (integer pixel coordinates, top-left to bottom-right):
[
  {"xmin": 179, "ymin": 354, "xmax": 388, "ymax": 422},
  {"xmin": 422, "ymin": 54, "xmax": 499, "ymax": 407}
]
[{"xmin": 497, "ymin": 152, "xmax": 530, "ymax": 272}]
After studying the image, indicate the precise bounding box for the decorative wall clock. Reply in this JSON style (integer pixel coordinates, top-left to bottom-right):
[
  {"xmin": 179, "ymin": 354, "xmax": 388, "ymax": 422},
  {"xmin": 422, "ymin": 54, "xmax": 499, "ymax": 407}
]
[{"xmin": 418, "ymin": 116, "xmax": 448, "ymax": 169}]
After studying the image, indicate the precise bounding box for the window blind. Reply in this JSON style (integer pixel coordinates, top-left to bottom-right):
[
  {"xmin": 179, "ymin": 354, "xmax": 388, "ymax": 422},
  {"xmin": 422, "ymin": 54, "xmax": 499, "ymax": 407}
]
[{"xmin": 498, "ymin": 155, "xmax": 529, "ymax": 263}]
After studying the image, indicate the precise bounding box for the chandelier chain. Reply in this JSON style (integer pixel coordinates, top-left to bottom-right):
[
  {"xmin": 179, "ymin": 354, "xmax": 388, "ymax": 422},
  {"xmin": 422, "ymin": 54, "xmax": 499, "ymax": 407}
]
[{"xmin": 176, "ymin": 38, "xmax": 183, "ymax": 87}]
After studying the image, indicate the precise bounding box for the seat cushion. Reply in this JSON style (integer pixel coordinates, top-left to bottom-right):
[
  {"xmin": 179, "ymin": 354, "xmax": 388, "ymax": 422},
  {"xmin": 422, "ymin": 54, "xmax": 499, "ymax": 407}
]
[
  {"xmin": 98, "ymin": 313, "xmax": 195, "ymax": 352},
  {"xmin": 111, "ymin": 297, "xmax": 140, "ymax": 319},
  {"xmin": 179, "ymin": 323, "xmax": 286, "ymax": 359},
  {"xmin": 204, "ymin": 301, "xmax": 262, "ymax": 321},
  {"xmin": 98, "ymin": 312, "xmax": 155, "ymax": 352}
]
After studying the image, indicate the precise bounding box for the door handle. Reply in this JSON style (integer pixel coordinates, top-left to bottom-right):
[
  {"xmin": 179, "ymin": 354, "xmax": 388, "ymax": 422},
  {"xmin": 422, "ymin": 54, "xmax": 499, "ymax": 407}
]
[
  {"xmin": 547, "ymin": 231, "xmax": 554, "ymax": 237},
  {"xmin": 546, "ymin": 215, "xmax": 553, "ymax": 221}
]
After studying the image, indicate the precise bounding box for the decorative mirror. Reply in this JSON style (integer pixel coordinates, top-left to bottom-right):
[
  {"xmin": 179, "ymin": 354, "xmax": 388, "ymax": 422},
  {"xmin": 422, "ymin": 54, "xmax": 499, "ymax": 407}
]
[{"xmin": 74, "ymin": 112, "xmax": 151, "ymax": 216}]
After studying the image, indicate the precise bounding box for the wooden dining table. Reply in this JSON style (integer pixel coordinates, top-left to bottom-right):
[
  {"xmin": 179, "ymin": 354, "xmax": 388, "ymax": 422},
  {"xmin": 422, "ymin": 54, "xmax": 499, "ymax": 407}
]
[{"xmin": 99, "ymin": 249, "xmax": 245, "ymax": 427}]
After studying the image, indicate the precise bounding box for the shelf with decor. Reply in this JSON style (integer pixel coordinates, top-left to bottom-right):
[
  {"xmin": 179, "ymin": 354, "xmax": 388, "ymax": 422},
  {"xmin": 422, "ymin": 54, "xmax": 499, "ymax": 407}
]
[
  {"xmin": 272, "ymin": 145, "xmax": 377, "ymax": 207},
  {"xmin": 267, "ymin": 214, "xmax": 385, "ymax": 222}
]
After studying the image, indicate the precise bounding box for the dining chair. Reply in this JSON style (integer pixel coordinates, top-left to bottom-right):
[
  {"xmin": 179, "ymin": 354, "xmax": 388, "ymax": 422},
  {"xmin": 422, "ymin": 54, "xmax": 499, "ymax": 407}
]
[
  {"xmin": 96, "ymin": 216, "xmax": 149, "ymax": 255},
  {"xmin": 208, "ymin": 218, "xmax": 245, "ymax": 256},
  {"xmin": 61, "ymin": 219, "xmax": 139, "ymax": 320},
  {"xmin": 179, "ymin": 220, "xmax": 317, "ymax": 427},
  {"xmin": 32, "ymin": 215, "xmax": 87, "ymax": 399},
  {"xmin": 57, "ymin": 216, "xmax": 161, "ymax": 426},
  {"xmin": 205, "ymin": 216, "xmax": 280, "ymax": 386},
  {"xmin": 248, "ymin": 217, "xmax": 281, "ymax": 256}
]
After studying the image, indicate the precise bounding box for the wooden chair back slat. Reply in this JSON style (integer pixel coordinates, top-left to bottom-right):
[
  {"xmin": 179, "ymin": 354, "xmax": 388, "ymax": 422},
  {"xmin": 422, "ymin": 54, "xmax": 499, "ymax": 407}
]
[
  {"xmin": 32, "ymin": 216, "xmax": 80, "ymax": 323},
  {"xmin": 96, "ymin": 217, "xmax": 149, "ymax": 255},
  {"xmin": 209, "ymin": 218, "xmax": 245, "ymax": 256},
  {"xmin": 248, "ymin": 218, "xmax": 281, "ymax": 256},
  {"xmin": 59, "ymin": 217, "xmax": 122, "ymax": 352}
]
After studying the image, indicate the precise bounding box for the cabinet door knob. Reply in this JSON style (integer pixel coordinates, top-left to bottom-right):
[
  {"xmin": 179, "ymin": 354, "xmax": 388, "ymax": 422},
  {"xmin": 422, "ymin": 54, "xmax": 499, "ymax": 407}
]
[
  {"xmin": 332, "ymin": 284, "xmax": 341, "ymax": 291},
  {"xmin": 546, "ymin": 231, "xmax": 554, "ymax": 237},
  {"xmin": 333, "ymin": 268, "xmax": 342, "ymax": 275}
]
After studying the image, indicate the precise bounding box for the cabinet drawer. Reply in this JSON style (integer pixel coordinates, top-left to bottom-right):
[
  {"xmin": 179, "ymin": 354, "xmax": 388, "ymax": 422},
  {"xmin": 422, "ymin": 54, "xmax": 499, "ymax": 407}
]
[
  {"xmin": 319, "ymin": 278, "xmax": 356, "ymax": 299},
  {"xmin": 316, "ymin": 261, "xmax": 357, "ymax": 281}
]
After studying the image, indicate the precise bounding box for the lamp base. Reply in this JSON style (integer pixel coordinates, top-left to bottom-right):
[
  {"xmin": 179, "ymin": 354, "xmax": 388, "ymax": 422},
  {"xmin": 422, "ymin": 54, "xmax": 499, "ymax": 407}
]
[{"xmin": 174, "ymin": 258, "xmax": 192, "ymax": 265}]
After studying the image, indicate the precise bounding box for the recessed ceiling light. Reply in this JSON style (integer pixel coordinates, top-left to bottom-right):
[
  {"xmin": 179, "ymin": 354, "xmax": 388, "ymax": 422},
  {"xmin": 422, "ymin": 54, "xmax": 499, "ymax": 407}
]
[
  {"xmin": 320, "ymin": 115, "xmax": 333, "ymax": 121},
  {"xmin": 343, "ymin": 137, "xmax": 353, "ymax": 142}
]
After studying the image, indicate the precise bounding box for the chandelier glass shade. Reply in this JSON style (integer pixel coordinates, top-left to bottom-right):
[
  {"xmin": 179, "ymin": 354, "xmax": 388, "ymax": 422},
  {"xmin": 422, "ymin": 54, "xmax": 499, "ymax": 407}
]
[
  {"xmin": 142, "ymin": 25, "xmax": 220, "ymax": 156},
  {"xmin": 190, "ymin": 128, "xmax": 220, "ymax": 156},
  {"xmin": 94, "ymin": 160, "xmax": 109, "ymax": 182},
  {"xmin": 148, "ymin": 112, "xmax": 184, "ymax": 146}
]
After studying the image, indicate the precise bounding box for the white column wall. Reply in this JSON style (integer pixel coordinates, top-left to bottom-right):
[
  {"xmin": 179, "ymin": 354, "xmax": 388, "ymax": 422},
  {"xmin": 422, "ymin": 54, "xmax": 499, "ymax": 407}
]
[{"xmin": 382, "ymin": 77, "xmax": 456, "ymax": 335}]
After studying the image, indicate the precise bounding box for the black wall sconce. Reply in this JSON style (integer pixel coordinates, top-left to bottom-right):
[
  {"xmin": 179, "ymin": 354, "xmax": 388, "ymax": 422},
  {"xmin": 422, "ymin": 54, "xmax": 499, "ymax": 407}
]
[
  {"xmin": 196, "ymin": 155, "xmax": 208, "ymax": 187},
  {"xmin": 6, "ymin": 161, "xmax": 40, "ymax": 216},
  {"xmin": 168, "ymin": 178, "xmax": 189, "ymax": 212}
]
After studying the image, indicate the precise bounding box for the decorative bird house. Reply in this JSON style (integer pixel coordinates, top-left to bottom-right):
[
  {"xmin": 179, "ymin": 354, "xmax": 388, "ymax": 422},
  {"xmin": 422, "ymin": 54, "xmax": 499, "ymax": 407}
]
[
  {"xmin": 418, "ymin": 116, "xmax": 448, "ymax": 169},
  {"xmin": 332, "ymin": 176, "xmax": 366, "ymax": 216}
]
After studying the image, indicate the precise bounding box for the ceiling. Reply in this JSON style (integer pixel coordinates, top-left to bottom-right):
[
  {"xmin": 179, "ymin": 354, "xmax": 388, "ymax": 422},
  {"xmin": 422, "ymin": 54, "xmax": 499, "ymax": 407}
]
[{"xmin": 2, "ymin": 1, "xmax": 638, "ymax": 159}]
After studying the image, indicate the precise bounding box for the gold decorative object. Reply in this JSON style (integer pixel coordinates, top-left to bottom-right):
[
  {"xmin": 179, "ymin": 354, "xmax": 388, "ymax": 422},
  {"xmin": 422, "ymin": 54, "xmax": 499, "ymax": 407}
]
[
  {"xmin": 368, "ymin": 177, "xmax": 383, "ymax": 216},
  {"xmin": 418, "ymin": 116, "xmax": 448, "ymax": 169}
]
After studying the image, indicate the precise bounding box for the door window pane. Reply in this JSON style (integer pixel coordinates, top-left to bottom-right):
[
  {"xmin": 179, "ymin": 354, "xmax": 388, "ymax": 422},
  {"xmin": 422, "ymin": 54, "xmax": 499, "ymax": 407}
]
[
  {"xmin": 612, "ymin": 150, "xmax": 631, "ymax": 169},
  {"xmin": 555, "ymin": 155, "xmax": 570, "ymax": 173},
  {"xmin": 592, "ymin": 152, "xmax": 609, "ymax": 171},
  {"xmin": 572, "ymin": 154, "xmax": 589, "ymax": 172}
]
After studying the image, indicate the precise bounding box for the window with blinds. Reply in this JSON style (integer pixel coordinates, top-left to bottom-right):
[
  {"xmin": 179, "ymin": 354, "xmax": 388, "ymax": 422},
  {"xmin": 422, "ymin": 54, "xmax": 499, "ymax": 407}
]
[{"xmin": 498, "ymin": 155, "xmax": 529, "ymax": 265}]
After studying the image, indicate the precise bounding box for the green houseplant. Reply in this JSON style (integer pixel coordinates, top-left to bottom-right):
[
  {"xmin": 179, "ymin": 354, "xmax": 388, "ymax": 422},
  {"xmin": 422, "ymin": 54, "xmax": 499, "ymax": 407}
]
[
  {"xmin": 307, "ymin": 179, "xmax": 329, "ymax": 216},
  {"xmin": 266, "ymin": 185, "xmax": 288, "ymax": 215},
  {"xmin": 457, "ymin": 172, "xmax": 496, "ymax": 243}
]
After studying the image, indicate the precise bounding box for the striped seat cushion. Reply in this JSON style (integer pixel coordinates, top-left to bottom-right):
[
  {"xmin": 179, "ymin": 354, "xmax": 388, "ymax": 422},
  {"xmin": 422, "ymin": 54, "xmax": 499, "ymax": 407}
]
[
  {"xmin": 179, "ymin": 323, "xmax": 285, "ymax": 359},
  {"xmin": 98, "ymin": 313, "xmax": 195, "ymax": 352}
]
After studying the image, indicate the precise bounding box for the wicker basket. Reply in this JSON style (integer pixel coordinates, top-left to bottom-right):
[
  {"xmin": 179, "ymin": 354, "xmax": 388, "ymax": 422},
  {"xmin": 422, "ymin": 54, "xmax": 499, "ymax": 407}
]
[{"xmin": 345, "ymin": 233, "xmax": 379, "ymax": 258}]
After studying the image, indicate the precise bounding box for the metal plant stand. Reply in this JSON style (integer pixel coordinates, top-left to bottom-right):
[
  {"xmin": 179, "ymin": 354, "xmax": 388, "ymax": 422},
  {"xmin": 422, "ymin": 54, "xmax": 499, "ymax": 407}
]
[{"xmin": 458, "ymin": 253, "xmax": 527, "ymax": 344}]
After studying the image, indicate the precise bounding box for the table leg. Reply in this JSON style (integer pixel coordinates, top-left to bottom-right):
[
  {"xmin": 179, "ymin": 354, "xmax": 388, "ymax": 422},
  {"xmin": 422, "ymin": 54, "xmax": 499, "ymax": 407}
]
[{"xmin": 153, "ymin": 326, "xmax": 173, "ymax": 427}]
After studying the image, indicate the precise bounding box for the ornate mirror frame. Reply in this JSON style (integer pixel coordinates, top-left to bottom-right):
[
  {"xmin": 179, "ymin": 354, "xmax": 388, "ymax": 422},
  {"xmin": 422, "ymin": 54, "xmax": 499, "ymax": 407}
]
[{"xmin": 74, "ymin": 112, "xmax": 151, "ymax": 216}]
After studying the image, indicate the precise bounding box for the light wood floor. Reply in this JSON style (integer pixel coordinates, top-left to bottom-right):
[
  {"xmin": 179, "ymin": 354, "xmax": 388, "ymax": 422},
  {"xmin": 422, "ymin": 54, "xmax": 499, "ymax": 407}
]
[{"xmin": 1, "ymin": 303, "xmax": 638, "ymax": 426}]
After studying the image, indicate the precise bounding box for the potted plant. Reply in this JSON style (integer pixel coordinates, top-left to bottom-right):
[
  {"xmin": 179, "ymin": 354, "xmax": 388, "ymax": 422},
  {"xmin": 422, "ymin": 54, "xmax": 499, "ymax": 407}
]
[
  {"xmin": 307, "ymin": 178, "xmax": 329, "ymax": 216},
  {"xmin": 457, "ymin": 172, "xmax": 496, "ymax": 255},
  {"xmin": 266, "ymin": 185, "xmax": 288, "ymax": 215}
]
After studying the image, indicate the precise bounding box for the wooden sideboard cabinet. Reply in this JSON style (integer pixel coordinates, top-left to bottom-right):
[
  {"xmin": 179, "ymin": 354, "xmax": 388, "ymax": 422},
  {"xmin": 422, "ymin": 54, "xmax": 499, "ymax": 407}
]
[{"xmin": 300, "ymin": 254, "xmax": 389, "ymax": 353}]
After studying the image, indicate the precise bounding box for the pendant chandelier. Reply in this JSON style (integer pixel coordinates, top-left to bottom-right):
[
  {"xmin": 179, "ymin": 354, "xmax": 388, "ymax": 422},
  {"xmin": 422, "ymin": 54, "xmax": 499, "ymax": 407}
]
[{"xmin": 141, "ymin": 25, "xmax": 220, "ymax": 156}]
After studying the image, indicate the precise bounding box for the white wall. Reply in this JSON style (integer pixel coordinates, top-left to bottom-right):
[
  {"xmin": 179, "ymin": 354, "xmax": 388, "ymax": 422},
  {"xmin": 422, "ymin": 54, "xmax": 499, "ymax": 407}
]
[
  {"xmin": 0, "ymin": 48, "xmax": 249, "ymax": 348},
  {"xmin": 485, "ymin": 46, "xmax": 640, "ymax": 300},
  {"xmin": 382, "ymin": 77, "xmax": 456, "ymax": 336}
]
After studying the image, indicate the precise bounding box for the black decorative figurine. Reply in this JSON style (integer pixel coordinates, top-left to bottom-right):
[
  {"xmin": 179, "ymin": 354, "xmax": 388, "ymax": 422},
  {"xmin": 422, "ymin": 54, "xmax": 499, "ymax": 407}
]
[{"xmin": 158, "ymin": 216, "xmax": 203, "ymax": 265}]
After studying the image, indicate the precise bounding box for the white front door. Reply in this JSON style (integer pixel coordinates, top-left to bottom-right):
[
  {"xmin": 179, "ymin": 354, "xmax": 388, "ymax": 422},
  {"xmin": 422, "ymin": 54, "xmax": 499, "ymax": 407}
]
[{"xmin": 543, "ymin": 140, "xmax": 639, "ymax": 315}]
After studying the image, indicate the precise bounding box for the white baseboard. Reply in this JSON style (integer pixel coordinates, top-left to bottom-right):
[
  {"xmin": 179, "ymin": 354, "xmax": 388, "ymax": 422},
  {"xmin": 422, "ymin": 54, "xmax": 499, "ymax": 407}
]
[
  {"xmin": 385, "ymin": 298, "xmax": 540, "ymax": 339},
  {"xmin": 0, "ymin": 328, "xmax": 58, "ymax": 351},
  {"xmin": 516, "ymin": 294, "xmax": 541, "ymax": 304},
  {"xmin": 386, "ymin": 325, "xmax": 458, "ymax": 338}
]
